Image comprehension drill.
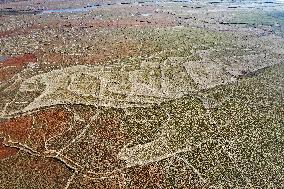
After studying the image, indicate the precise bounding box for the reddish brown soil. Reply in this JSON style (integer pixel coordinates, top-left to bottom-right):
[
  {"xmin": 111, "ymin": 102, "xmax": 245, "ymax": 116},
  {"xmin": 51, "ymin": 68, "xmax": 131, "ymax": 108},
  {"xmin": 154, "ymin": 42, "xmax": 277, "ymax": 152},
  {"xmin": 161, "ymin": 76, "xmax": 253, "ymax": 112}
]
[
  {"xmin": 0, "ymin": 114, "xmax": 33, "ymax": 143},
  {"xmin": 91, "ymin": 116, "xmax": 126, "ymax": 170},
  {"xmin": 29, "ymin": 108, "xmax": 73, "ymax": 151},
  {"xmin": 0, "ymin": 106, "xmax": 72, "ymax": 152},
  {"xmin": 63, "ymin": 114, "xmax": 127, "ymax": 173},
  {"xmin": 0, "ymin": 54, "xmax": 37, "ymax": 82},
  {"xmin": 0, "ymin": 30, "xmax": 13, "ymax": 38},
  {"xmin": 0, "ymin": 67, "xmax": 23, "ymax": 82},
  {"xmin": 0, "ymin": 13, "xmax": 174, "ymax": 39},
  {"xmin": 0, "ymin": 151, "xmax": 73, "ymax": 189},
  {"xmin": 71, "ymin": 164, "xmax": 165, "ymax": 189},
  {"xmin": 35, "ymin": 108, "xmax": 72, "ymax": 139},
  {"xmin": 0, "ymin": 138, "xmax": 19, "ymax": 160},
  {"xmin": 0, "ymin": 54, "xmax": 36, "ymax": 68}
]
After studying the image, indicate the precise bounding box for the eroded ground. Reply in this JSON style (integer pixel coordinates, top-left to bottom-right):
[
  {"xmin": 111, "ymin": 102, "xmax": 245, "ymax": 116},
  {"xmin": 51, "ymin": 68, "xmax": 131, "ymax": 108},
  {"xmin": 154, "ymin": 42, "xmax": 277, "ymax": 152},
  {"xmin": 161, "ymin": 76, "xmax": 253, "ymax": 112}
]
[{"xmin": 0, "ymin": 0, "xmax": 284, "ymax": 188}]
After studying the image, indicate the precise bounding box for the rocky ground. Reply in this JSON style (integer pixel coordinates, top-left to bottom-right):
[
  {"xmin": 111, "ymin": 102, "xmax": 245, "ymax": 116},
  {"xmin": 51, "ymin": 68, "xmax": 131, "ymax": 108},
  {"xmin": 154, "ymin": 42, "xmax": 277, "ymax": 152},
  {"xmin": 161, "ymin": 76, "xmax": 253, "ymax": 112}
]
[{"xmin": 0, "ymin": 0, "xmax": 284, "ymax": 188}]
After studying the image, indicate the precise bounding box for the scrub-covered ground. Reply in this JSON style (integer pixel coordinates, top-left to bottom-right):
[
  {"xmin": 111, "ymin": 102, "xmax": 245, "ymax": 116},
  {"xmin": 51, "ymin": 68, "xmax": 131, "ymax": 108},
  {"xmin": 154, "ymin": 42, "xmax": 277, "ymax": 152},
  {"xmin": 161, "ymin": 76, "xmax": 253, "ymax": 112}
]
[{"xmin": 0, "ymin": 0, "xmax": 283, "ymax": 188}]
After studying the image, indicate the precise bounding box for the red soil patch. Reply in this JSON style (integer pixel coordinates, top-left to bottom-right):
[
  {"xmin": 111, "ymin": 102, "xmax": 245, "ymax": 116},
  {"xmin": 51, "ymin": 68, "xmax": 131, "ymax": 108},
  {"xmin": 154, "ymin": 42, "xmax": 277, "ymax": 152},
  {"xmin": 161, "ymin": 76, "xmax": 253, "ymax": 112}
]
[
  {"xmin": 30, "ymin": 107, "xmax": 73, "ymax": 152},
  {"xmin": 84, "ymin": 115, "xmax": 126, "ymax": 172},
  {"xmin": 0, "ymin": 115, "xmax": 33, "ymax": 143},
  {"xmin": 0, "ymin": 106, "xmax": 72, "ymax": 152},
  {"xmin": 0, "ymin": 30, "xmax": 14, "ymax": 38},
  {"xmin": 0, "ymin": 151, "xmax": 73, "ymax": 189},
  {"xmin": 0, "ymin": 67, "xmax": 23, "ymax": 82},
  {"xmin": 0, "ymin": 138, "xmax": 19, "ymax": 159},
  {"xmin": 0, "ymin": 13, "xmax": 174, "ymax": 39},
  {"xmin": 0, "ymin": 53, "xmax": 37, "ymax": 82},
  {"xmin": 0, "ymin": 54, "xmax": 36, "ymax": 69},
  {"xmin": 34, "ymin": 108, "xmax": 72, "ymax": 139}
]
